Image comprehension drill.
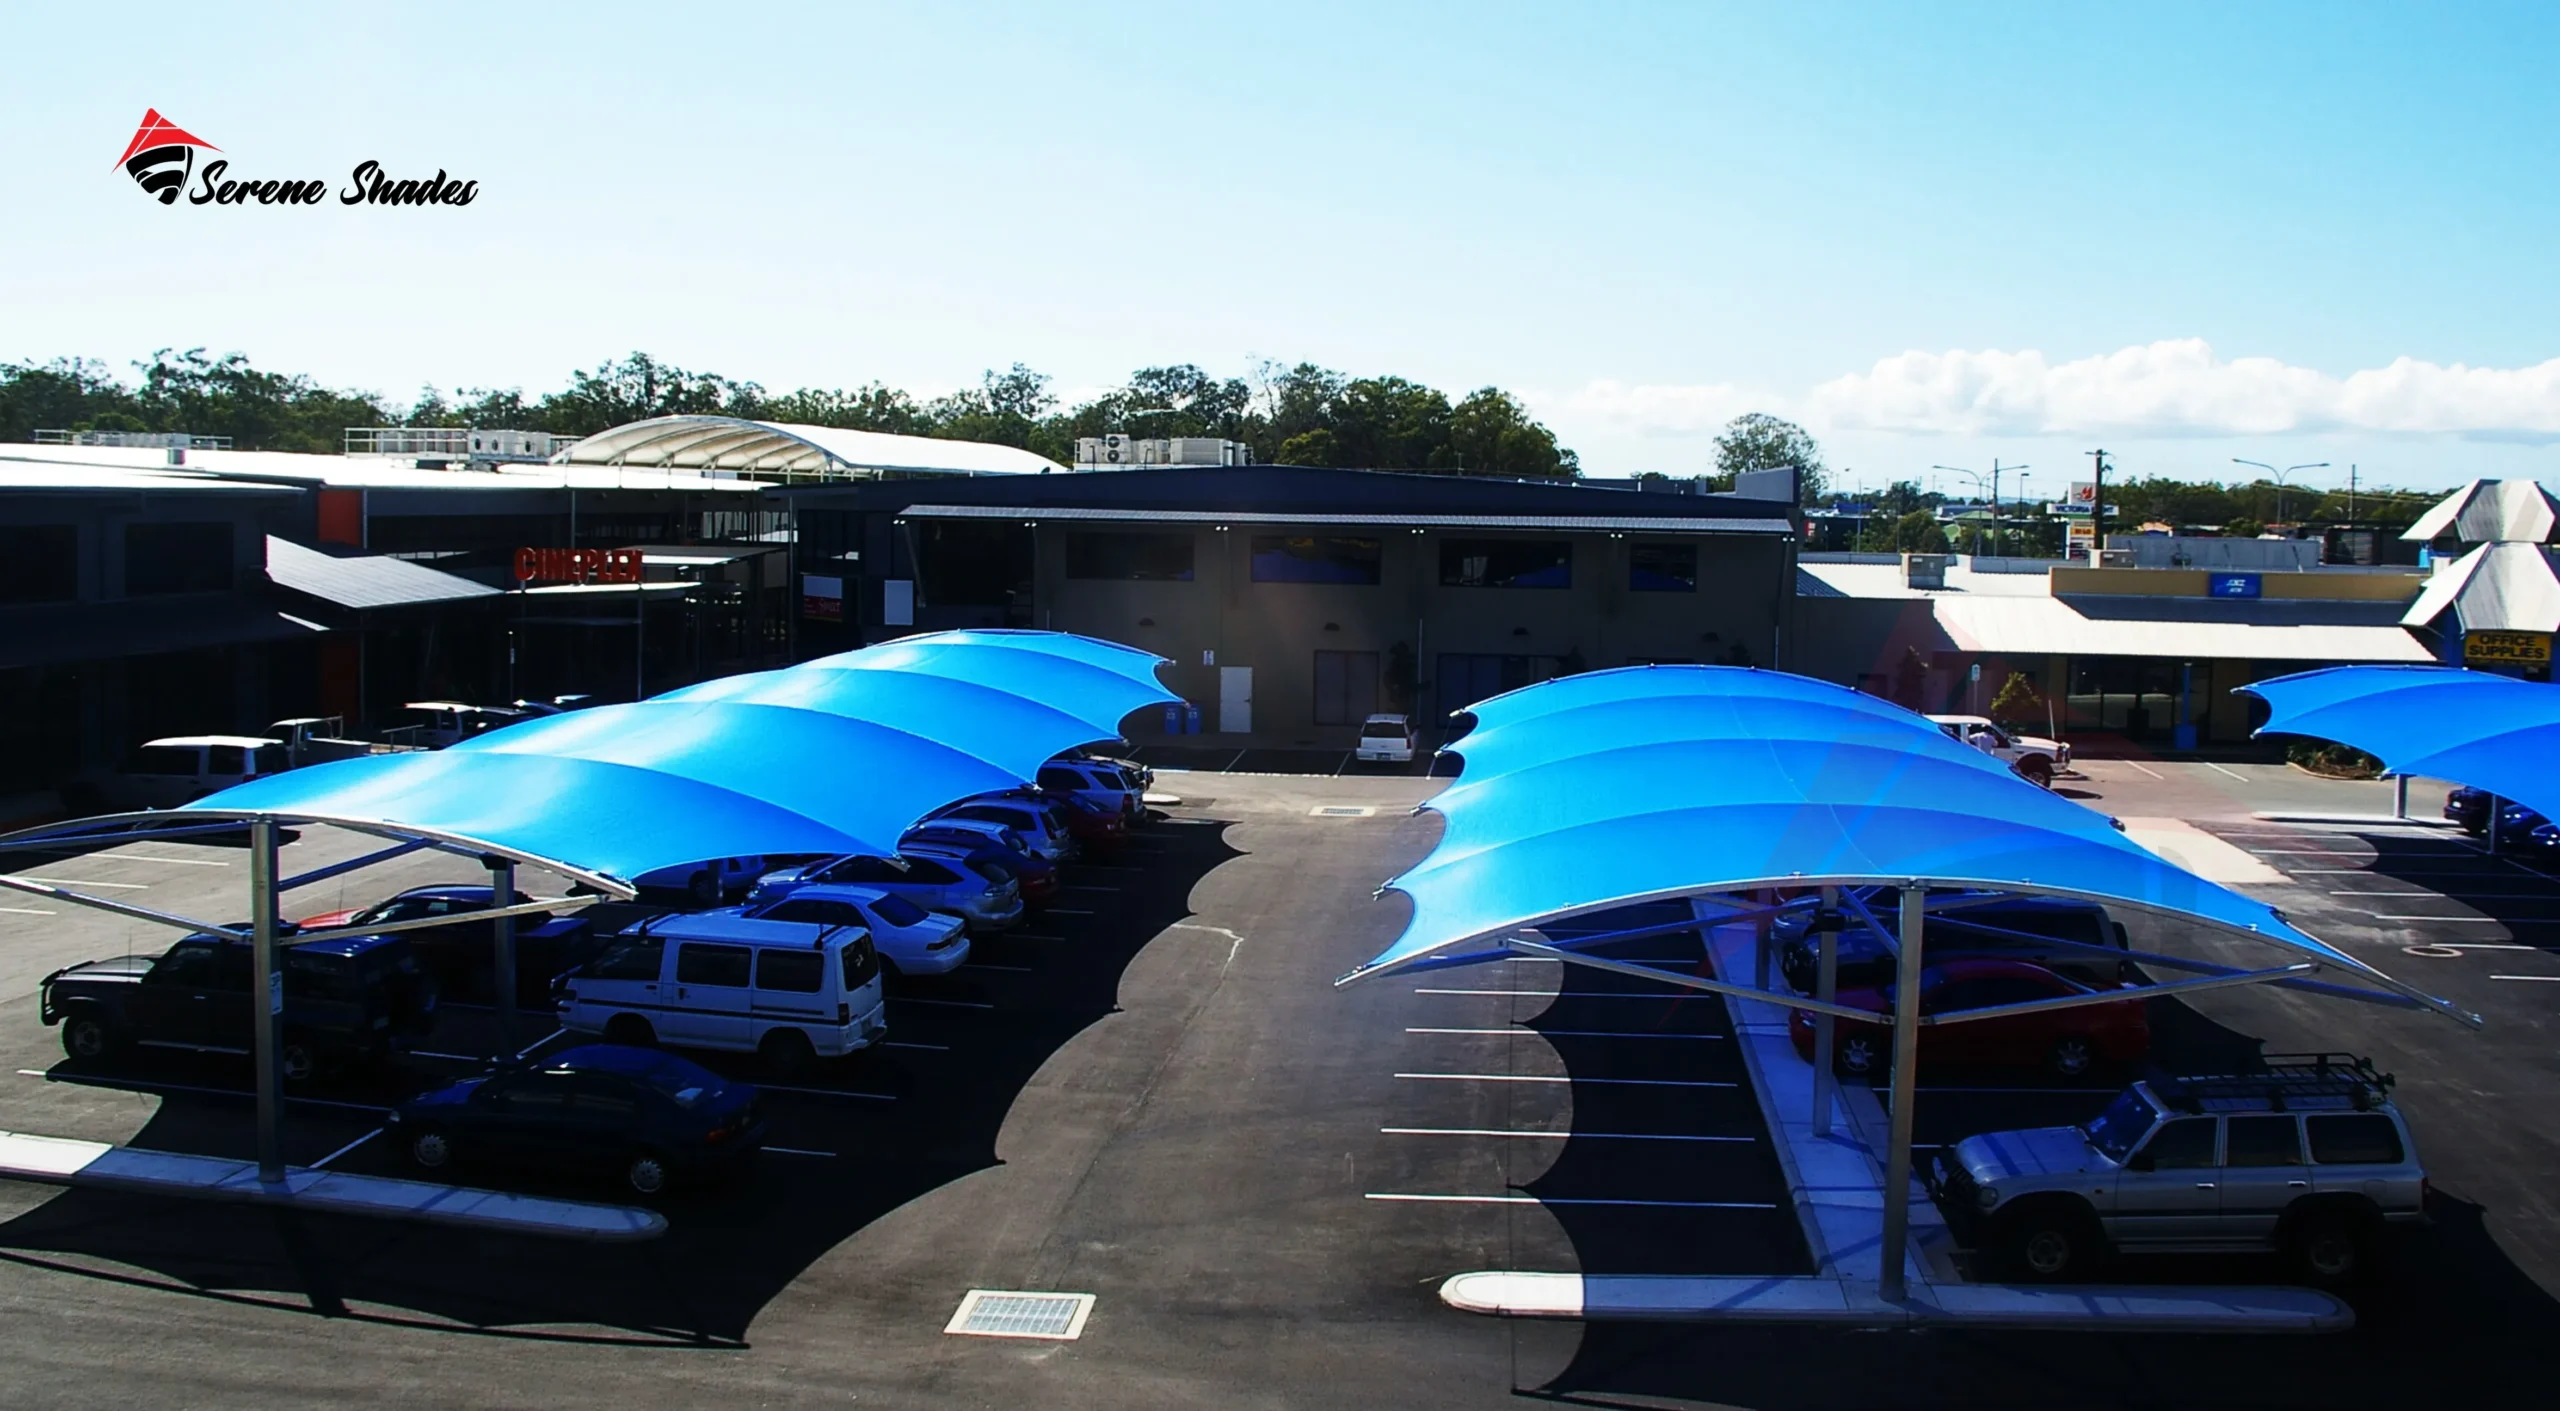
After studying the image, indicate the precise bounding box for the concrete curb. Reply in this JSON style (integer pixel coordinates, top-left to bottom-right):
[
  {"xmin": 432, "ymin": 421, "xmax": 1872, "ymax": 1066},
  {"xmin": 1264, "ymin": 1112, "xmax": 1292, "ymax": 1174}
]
[
  {"xmin": 1438, "ymin": 1271, "xmax": 2352, "ymax": 1332},
  {"xmin": 0, "ymin": 1129, "xmax": 666, "ymax": 1241}
]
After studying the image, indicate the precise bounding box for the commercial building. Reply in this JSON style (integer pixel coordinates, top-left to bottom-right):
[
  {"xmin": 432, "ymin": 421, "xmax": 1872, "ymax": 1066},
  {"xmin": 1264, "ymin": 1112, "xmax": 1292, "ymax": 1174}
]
[
  {"xmin": 777, "ymin": 462, "xmax": 1800, "ymax": 743},
  {"xmin": 2397, "ymin": 478, "xmax": 2560, "ymax": 681},
  {"xmin": 1791, "ymin": 551, "xmax": 2432, "ymax": 747}
]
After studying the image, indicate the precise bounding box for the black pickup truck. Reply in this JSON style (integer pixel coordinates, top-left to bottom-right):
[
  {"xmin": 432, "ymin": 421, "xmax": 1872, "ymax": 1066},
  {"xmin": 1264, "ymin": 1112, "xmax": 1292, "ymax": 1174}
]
[{"xmin": 41, "ymin": 928, "xmax": 437, "ymax": 1081}]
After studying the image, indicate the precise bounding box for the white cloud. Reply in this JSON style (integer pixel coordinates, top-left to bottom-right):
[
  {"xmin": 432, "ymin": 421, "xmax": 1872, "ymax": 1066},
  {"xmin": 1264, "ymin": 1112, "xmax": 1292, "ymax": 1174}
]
[
  {"xmin": 1805, "ymin": 339, "xmax": 2560, "ymax": 442},
  {"xmin": 1543, "ymin": 378, "xmax": 1765, "ymax": 437}
]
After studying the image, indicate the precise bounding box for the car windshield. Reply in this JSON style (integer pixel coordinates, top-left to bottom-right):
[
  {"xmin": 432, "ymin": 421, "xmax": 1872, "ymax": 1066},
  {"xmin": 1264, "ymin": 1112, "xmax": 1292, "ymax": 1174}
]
[{"xmin": 2082, "ymin": 1087, "xmax": 2159, "ymax": 1162}]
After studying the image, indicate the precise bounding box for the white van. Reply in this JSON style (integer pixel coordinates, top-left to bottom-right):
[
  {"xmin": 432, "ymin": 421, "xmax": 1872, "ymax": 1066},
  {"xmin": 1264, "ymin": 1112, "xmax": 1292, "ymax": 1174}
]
[{"xmin": 556, "ymin": 913, "xmax": 887, "ymax": 1069}]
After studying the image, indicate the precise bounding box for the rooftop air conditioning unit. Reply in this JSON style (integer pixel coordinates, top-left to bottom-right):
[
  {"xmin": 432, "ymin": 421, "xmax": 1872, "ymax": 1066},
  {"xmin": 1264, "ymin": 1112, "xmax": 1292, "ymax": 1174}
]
[{"xmin": 1901, "ymin": 552, "xmax": 1952, "ymax": 589}]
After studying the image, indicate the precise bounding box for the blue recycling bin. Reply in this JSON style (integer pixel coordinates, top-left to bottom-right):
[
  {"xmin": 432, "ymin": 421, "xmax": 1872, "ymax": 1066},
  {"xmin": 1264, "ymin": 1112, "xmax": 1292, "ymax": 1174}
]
[
  {"xmin": 1163, "ymin": 703, "xmax": 1182, "ymax": 736},
  {"xmin": 1185, "ymin": 703, "xmax": 1203, "ymax": 735}
]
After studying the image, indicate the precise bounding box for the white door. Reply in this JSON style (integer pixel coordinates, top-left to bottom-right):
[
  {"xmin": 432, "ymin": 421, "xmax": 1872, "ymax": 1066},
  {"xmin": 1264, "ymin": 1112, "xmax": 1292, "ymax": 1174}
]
[{"xmin": 1219, "ymin": 666, "xmax": 1253, "ymax": 734}]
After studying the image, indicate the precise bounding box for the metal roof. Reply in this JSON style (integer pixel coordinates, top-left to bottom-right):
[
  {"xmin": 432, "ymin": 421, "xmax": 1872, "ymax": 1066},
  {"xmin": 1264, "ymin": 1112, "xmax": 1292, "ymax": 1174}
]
[
  {"xmin": 2401, "ymin": 541, "xmax": 2560, "ymax": 632},
  {"xmin": 1934, "ymin": 595, "xmax": 2433, "ymax": 662},
  {"xmin": 2401, "ymin": 479, "xmax": 2560, "ymax": 544},
  {"xmin": 264, "ymin": 536, "xmax": 502, "ymax": 611},
  {"xmin": 895, "ymin": 503, "xmax": 1794, "ymax": 534},
  {"xmin": 0, "ymin": 597, "xmax": 328, "ymax": 672},
  {"xmin": 561, "ymin": 417, "xmax": 1064, "ymax": 478}
]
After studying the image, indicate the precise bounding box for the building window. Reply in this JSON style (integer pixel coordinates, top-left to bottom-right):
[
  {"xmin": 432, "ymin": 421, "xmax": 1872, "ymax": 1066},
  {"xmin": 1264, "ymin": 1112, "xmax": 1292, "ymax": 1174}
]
[
  {"xmin": 1440, "ymin": 539, "xmax": 1570, "ymax": 589},
  {"xmin": 1066, "ymin": 531, "xmax": 1194, "ymax": 582},
  {"xmin": 0, "ymin": 525, "xmax": 78, "ymax": 605},
  {"xmin": 1629, "ymin": 542, "xmax": 1698, "ymax": 592},
  {"xmin": 123, "ymin": 522, "xmax": 233, "ymax": 596},
  {"xmin": 1313, "ymin": 650, "xmax": 1381, "ymax": 725},
  {"xmin": 916, "ymin": 521, "xmax": 1032, "ymax": 608},
  {"xmin": 1251, "ymin": 535, "xmax": 1380, "ymax": 584}
]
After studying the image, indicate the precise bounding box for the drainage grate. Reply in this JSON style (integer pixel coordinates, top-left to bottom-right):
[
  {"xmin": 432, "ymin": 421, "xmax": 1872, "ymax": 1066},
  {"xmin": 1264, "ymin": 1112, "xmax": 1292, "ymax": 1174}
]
[
  {"xmin": 1310, "ymin": 805, "xmax": 1377, "ymax": 818},
  {"xmin": 944, "ymin": 1289, "xmax": 1095, "ymax": 1340}
]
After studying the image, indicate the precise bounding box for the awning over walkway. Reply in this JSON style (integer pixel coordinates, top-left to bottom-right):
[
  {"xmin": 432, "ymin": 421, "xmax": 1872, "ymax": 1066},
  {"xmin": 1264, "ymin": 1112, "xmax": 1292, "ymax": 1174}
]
[
  {"xmin": 1344, "ymin": 666, "xmax": 2436, "ymax": 1006},
  {"xmin": 560, "ymin": 416, "xmax": 1065, "ymax": 478},
  {"xmin": 163, "ymin": 630, "xmax": 1174, "ymax": 886},
  {"xmin": 2243, "ymin": 665, "xmax": 2560, "ymax": 822},
  {"xmin": 1933, "ymin": 595, "xmax": 2434, "ymax": 662},
  {"xmin": 265, "ymin": 535, "xmax": 501, "ymax": 610}
]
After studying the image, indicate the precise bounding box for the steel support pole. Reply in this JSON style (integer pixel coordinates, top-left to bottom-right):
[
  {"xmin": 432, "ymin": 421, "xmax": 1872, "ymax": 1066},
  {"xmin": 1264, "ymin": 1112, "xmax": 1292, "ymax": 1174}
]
[
  {"xmin": 2395, "ymin": 774, "xmax": 2409, "ymax": 821},
  {"xmin": 249, "ymin": 818, "xmax": 285, "ymax": 1184},
  {"xmin": 487, "ymin": 856, "xmax": 517, "ymax": 1038},
  {"xmin": 1812, "ymin": 884, "xmax": 1839, "ymax": 1136},
  {"xmin": 1752, "ymin": 892, "xmax": 1772, "ymax": 991},
  {"xmin": 1878, "ymin": 882, "xmax": 1926, "ymax": 1303}
]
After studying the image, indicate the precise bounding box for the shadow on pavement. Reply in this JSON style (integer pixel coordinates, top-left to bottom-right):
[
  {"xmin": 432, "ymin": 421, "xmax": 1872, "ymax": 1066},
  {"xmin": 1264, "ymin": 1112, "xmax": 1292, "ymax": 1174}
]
[{"xmin": 0, "ymin": 821, "xmax": 1246, "ymax": 1347}]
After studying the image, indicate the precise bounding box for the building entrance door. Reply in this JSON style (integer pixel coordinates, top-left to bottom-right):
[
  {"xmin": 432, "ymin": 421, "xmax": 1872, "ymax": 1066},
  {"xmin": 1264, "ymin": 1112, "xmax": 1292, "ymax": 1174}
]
[{"xmin": 1219, "ymin": 665, "xmax": 1253, "ymax": 733}]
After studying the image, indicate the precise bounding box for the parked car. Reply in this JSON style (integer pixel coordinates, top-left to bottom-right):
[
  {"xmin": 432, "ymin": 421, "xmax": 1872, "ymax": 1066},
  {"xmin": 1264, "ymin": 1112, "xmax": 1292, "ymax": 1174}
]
[
  {"xmin": 748, "ymin": 885, "xmax": 972, "ymax": 976},
  {"xmin": 2444, "ymin": 785, "xmax": 2489, "ymax": 835},
  {"xmin": 928, "ymin": 795, "xmax": 1075, "ymax": 863},
  {"xmin": 388, "ymin": 1043, "xmax": 763, "ymax": 1196},
  {"xmin": 399, "ymin": 701, "xmax": 530, "ymax": 749},
  {"xmin": 296, "ymin": 884, "xmax": 598, "ymax": 1004},
  {"xmin": 1356, "ymin": 713, "xmax": 1419, "ymax": 763},
  {"xmin": 1778, "ymin": 895, "xmax": 2131, "ymax": 994},
  {"xmin": 747, "ymin": 851, "xmax": 1023, "ymax": 931},
  {"xmin": 1926, "ymin": 714, "xmax": 2071, "ymax": 788},
  {"xmin": 2490, "ymin": 802, "xmax": 2550, "ymax": 851},
  {"xmin": 555, "ymin": 912, "xmax": 886, "ymax": 1072},
  {"xmin": 1926, "ymin": 1054, "xmax": 2424, "ymax": 1282},
  {"xmin": 1046, "ymin": 790, "xmax": 1128, "ymax": 857},
  {"xmin": 901, "ymin": 820, "xmax": 1059, "ymax": 903},
  {"xmin": 65, "ymin": 735, "xmax": 289, "ymax": 814},
  {"xmin": 1037, "ymin": 756, "xmax": 1144, "ymax": 820},
  {"xmin": 635, "ymin": 855, "xmax": 770, "ymax": 907},
  {"xmin": 41, "ymin": 928, "xmax": 435, "ymax": 1079},
  {"xmin": 1788, "ymin": 957, "xmax": 2149, "ymax": 1079}
]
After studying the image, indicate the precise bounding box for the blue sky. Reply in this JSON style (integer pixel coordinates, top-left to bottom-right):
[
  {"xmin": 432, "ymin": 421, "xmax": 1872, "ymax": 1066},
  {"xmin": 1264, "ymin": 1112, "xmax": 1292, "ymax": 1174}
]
[{"xmin": 4, "ymin": 2, "xmax": 2555, "ymax": 492}]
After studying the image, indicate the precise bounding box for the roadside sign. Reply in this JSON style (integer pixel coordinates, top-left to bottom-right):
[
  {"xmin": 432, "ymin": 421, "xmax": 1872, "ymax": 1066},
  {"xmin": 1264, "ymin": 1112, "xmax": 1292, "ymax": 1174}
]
[
  {"xmin": 2208, "ymin": 573, "xmax": 2263, "ymax": 599},
  {"xmin": 2465, "ymin": 630, "xmax": 2552, "ymax": 666},
  {"xmin": 800, "ymin": 573, "xmax": 843, "ymax": 621}
]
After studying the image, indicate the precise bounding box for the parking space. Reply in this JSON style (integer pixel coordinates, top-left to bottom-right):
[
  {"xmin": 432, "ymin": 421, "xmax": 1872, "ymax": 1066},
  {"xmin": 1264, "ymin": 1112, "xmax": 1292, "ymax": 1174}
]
[{"xmin": 2, "ymin": 766, "xmax": 2558, "ymax": 1408}]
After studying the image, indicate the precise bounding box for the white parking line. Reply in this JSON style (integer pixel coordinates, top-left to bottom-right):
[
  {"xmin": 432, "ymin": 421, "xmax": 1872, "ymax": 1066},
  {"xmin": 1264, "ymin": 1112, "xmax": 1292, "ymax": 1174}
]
[
  {"xmin": 1395, "ymin": 1072, "xmax": 1736, "ymax": 1088},
  {"xmin": 1364, "ymin": 1193, "xmax": 1777, "ymax": 1210},
  {"xmin": 0, "ymin": 907, "xmax": 56, "ymax": 916},
  {"xmin": 1413, "ymin": 988, "xmax": 1693, "ymax": 999},
  {"xmin": 3, "ymin": 875, "xmax": 148, "ymax": 890},
  {"xmin": 16, "ymin": 1069, "xmax": 392, "ymax": 1113},
  {"xmin": 91, "ymin": 853, "xmax": 230, "ymax": 868},
  {"xmin": 2204, "ymin": 762, "xmax": 2248, "ymax": 781},
  {"xmin": 2368, "ymin": 915, "xmax": 2515, "ymax": 923},
  {"xmin": 2119, "ymin": 761, "xmax": 2163, "ymax": 780},
  {"xmin": 1382, "ymin": 1127, "xmax": 1751, "ymax": 1143},
  {"xmin": 310, "ymin": 1127, "xmax": 384, "ymax": 1169},
  {"xmin": 898, "ymin": 997, "xmax": 996, "ymax": 1010},
  {"xmin": 1404, "ymin": 1027, "xmax": 1724, "ymax": 1040},
  {"xmin": 2491, "ymin": 974, "xmax": 2560, "ymax": 982},
  {"xmin": 752, "ymin": 1082, "xmax": 896, "ymax": 1101},
  {"xmin": 763, "ymin": 1145, "xmax": 838, "ymax": 1158}
]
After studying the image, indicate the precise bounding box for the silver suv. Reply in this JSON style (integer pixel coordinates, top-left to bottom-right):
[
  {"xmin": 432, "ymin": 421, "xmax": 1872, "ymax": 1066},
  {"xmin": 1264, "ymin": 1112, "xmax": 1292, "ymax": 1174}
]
[{"xmin": 1926, "ymin": 1054, "xmax": 2425, "ymax": 1282}]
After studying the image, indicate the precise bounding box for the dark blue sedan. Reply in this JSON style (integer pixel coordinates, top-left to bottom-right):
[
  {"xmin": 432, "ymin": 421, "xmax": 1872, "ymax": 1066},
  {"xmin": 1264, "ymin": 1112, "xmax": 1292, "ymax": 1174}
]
[
  {"xmin": 2445, "ymin": 786, "xmax": 2488, "ymax": 835},
  {"xmin": 2494, "ymin": 803, "xmax": 2550, "ymax": 851},
  {"xmin": 389, "ymin": 1044, "xmax": 763, "ymax": 1197}
]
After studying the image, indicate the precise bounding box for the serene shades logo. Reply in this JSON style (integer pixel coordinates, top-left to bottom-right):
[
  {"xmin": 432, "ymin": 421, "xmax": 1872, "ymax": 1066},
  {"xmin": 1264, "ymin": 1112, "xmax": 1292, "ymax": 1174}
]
[{"xmin": 115, "ymin": 108, "xmax": 480, "ymax": 208}]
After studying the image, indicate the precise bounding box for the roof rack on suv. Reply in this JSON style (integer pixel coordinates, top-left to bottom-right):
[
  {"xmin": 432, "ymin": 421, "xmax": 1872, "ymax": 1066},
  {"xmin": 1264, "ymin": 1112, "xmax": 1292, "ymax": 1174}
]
[{"xmin": 2152, "ymin": 1052, "xmax": 2394, "ymax": 1114}]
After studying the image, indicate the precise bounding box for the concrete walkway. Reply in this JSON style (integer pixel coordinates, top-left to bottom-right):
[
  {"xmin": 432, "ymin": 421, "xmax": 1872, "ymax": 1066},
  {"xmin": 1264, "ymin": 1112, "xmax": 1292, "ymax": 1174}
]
[
  {"xmin": 1432, "ymin": 911, "xmax": 2355, "ymax": 1333},
  {"xmin": 0, "ymin": 1129, "xmax": 666, "ymax": 1241}
]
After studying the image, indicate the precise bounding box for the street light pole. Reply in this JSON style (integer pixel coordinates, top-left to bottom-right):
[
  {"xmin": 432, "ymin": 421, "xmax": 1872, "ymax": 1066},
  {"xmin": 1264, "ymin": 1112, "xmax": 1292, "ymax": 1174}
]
[
  {"xmin": 1933, "ymin": 459, "xmax": 2030, "ymax": 557},
  {"xmin": 2233, "ymin": 458, "xmax": 2329, "ymax": 529}
]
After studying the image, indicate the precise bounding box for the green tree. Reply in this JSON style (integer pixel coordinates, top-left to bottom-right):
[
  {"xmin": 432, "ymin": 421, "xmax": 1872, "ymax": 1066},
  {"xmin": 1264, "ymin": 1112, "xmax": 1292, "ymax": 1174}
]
[
  {"xmin": 1713, "ymin": 412, "xmax": 1828, "ymax": 503},
  {"xmin": 1275, "ymin": 428, "xmax": 1339, "ymax": 465},
  {"xmin": 1446, "ymin": 387, "xmax": 1578, "ymax": 478},
  {"xmin": 758, "ymin": 382, "xmax": 929, "ymax": 433},
  {"xmin": 1988, "ymin": 671, "xmax": 2045, "ymax": 729}
]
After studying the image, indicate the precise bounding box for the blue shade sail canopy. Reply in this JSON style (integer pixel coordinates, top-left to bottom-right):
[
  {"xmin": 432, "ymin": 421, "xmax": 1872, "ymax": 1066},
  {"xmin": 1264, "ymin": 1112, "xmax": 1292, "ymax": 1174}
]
[
  {"xmin": 170, "ymin": 630, "xmax": 1175, "ymax": 887},
  {"xmin": 1348, "ymin": 666, "xmax": 2426, "ymax": 1004},
  {"xmin": 2241, "ymin": 665, "xmax": 2560, "ymax": 822}
]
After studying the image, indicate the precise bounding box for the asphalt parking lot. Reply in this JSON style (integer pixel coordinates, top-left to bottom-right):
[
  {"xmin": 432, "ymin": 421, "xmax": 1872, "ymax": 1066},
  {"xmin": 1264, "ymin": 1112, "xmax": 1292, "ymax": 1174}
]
[{"xmin": 0, "ymin": 762, "xmax": 2554, "ymax": 1408}]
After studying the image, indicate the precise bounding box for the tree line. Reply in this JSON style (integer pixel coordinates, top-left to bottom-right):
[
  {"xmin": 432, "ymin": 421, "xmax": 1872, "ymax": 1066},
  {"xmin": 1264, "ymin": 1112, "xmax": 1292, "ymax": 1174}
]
[{"xmin": 0, "ymin": 349, "xmax": 1583, "ymax": 480}]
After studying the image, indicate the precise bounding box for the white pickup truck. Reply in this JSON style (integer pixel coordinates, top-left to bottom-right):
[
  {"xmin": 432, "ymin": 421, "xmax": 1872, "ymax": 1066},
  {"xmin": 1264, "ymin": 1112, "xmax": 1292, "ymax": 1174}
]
[{"xmin": 1927, "ymin": 714, "xmax": 2071, "ymax": 788}]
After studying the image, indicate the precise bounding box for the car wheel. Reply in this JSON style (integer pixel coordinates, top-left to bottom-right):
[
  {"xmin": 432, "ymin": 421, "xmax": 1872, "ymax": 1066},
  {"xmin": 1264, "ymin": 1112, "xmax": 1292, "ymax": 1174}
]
[
  {"xmin": 2005, "ymin": 1202, "xmax": 2099, "ymax": 1281},
  {"xmin": 2288, "ymin": 1211, "xmax": 2369, "ymax": 1283},
  {"xmin": 2046, "ymin": 1034, "xmax": 2097, "ymax": 1079},
  {"xmin": 61, "ymin": 1013, "xmax": 117, "ymax": 1066},
  {"xmin": 2021, "ymin": 757, "xmax": 2055, "ymax": 788},
  {"xmin": 687, "ymin": 870, "xmax": 719, "ymax": 907},
  {"xmin": 625, "ymin": 1151, "xmax": 670, "ymax": 1197},
  {"xmin": 1833, "ymin": 1031, "xmax": 1881, "ymax": 1078},
  {"xmin": 280, "ymin": 1042, "xmax": 318, "ymax": 1084},
  {"xmin": 603, "ymin": 1014, "xmax": 657, "ymax": 1048},
  {"xmin": 409, "ymin": 1128, "xmax": 454, "ymax": 1171},
  {"xmin": 759, "ymin": 1027, "xmax": 815, "ymax": 1079}
]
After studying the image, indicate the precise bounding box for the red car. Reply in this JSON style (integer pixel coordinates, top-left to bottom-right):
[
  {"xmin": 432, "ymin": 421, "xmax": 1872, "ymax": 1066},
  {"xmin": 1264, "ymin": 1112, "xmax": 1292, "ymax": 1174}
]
[{"xmin": 1789, "ymin": 957, "xmax": 2148, "ymax": 1080}]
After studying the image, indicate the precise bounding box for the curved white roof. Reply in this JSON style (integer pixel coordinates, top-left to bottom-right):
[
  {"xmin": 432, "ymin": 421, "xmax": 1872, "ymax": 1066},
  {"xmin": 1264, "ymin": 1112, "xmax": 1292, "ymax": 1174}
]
[
  {"xmin": 2401, "ymin": 478, "xmax": 2560, "ymax": 544},
  {"xmin": 559, "ymin": 416, "xmax": 1063, "ymax": 478}
]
